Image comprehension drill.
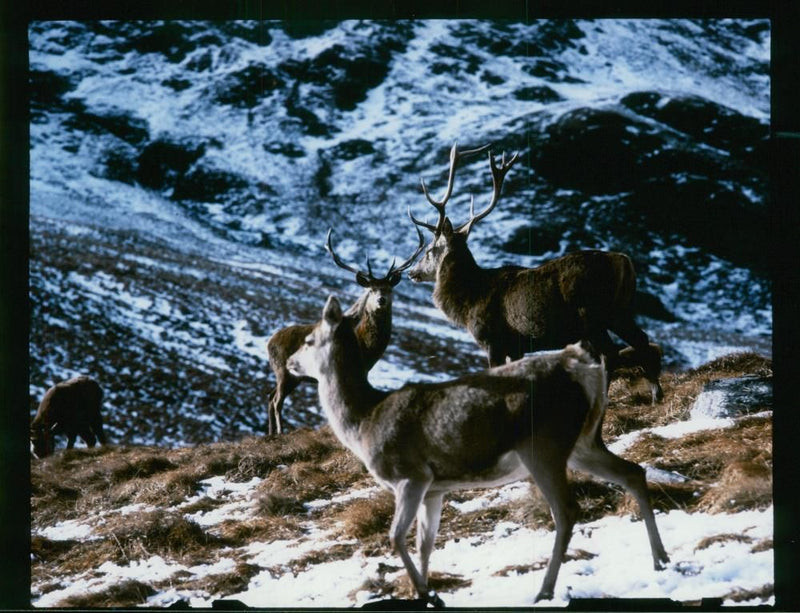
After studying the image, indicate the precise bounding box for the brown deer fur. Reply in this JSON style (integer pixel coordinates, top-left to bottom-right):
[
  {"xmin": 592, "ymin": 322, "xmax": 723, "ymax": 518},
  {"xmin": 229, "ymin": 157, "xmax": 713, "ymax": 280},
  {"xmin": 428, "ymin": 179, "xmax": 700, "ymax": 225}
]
[
  {"xmin": 30, "ymin": 375, "xmax": 106, "ymax": 458},
  {"xmin": 409, "ymin": 145, "xmax": 663, "ymax": 402},
  {"xmin": 265, "ymin": 227, "xmax": 423, "ymax": 435},
  {"xmin": 266, "ymin": 281, "xmax": 395, "ymax": 435}
]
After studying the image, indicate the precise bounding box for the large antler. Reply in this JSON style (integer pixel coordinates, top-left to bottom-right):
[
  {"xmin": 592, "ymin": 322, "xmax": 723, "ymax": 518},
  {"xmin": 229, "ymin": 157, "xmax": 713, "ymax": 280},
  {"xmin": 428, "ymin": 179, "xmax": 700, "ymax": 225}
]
[
  {"xmin": 385, "ymin": 224, "xmax": 425, "ymax": 278},
  {"xmin": 454, "ymin": 149, "xmax": 520, "ymax": 236},
  {"xmin": 326, "ymin": 225, "xmax": 425, "ymax": 283},
  {"xmin": 409, "ymin": 142, "xmax": 491, "ymax": 235}
]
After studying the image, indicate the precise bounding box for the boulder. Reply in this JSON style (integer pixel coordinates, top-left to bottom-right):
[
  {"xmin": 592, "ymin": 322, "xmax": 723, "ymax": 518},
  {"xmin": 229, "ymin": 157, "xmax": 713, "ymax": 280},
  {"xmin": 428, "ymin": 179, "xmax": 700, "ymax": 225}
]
[{"xmin": 690, "ymin": 375, "xmax": 772, "ymax": 420}]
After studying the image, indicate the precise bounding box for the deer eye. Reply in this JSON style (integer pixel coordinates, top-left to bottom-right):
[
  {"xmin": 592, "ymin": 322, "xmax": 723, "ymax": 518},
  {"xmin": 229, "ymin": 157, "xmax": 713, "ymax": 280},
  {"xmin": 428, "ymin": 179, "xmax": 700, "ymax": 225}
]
[{"xmin": 304, "ymin": 335, "xmax": 314, "ymax": 346}]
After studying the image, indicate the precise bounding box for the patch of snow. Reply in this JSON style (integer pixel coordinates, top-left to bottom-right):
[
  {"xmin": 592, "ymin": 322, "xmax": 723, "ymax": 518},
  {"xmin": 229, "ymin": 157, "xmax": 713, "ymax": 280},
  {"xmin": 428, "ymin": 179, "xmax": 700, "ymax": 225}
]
[
  {"xmin": 182, "ymin": 476, "xmax": 263, "ymax": 528},
  {"xmin": 37, "ymin": 519, "xmax": 97, "ymax": 542},
  {"xmin": 448, "ymin": 481, "xmax": 530, "ymax": 514},
  {"xmin": 304, "ymin": 486, "xmax": 382, "ymax": 512}
]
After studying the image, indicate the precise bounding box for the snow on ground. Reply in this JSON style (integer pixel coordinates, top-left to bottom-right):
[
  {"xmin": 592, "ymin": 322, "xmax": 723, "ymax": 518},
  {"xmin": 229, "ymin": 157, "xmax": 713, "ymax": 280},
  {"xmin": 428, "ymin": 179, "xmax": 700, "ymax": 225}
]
[
  {"xmin": 34, "ymin": 491, "xmax": 773, "ymax": 609},
  {"xmin": 32, "ymin": 404, "xmax": 774, "ymax": 609}
]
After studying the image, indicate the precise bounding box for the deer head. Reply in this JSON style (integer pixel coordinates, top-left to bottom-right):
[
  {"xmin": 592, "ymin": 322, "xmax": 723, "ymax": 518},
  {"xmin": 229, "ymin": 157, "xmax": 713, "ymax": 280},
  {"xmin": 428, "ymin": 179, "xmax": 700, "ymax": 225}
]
[
  {"xmin": 326, "ymin": 226, "xmax": 424, "ymax": 311},
  {"xmin": 286, "ymin": 295, "xmax": 346, "ymax": 381},
  {"xmin": 408, "ymin": 142, "xmax": 519, "ymax": 283}
]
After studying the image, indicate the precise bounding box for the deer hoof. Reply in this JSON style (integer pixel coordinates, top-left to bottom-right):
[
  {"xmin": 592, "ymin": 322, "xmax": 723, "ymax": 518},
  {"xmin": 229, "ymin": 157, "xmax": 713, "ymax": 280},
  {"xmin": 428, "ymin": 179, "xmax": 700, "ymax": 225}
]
[
  {"xmin": 534, "ymin": 589, "xmax": 553, "ymax": 603},
  {"xmin": 654, "ymin": 552, "xmax": 670, "ymax": 571},
  {"xmin": 426, "ymin": 591, "xmax": 445, "ymax": 608}
]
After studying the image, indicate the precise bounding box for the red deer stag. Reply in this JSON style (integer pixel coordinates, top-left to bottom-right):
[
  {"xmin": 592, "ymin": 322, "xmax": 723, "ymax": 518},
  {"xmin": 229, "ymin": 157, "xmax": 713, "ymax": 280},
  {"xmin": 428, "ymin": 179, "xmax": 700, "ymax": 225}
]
[
  {"xmin": 30, "ymin": 375, "xmax": 106, "ymax": 458},
  {"xmin": 265, "ymin": 227, "xmax": 424, "ymax": 435},
  {"xmin": 287, "ymin": 295, "xmax": 669, "ymax": 605},
  {"xmin": 408, "ymin": 142, "xmax": 664, "ymax": 403}
]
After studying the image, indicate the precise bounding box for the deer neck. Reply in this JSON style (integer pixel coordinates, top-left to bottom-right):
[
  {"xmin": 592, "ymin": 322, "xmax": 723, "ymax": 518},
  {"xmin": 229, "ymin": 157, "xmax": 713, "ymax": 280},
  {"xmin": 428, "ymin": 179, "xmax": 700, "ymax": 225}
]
[
  {"xmin": 344, "ymin": 292, "xmax": 369, "ymax": 318},
  {"xmin": 356, "ymin": 306, "xmax": 392, "ymax": 368},
  {"xmin": 316, "ymin": 332, "xmax": 386, "ymax": 451},
  {"xmin": 433, "ymin": 243, "xmax": 487, "ymax": 327}
]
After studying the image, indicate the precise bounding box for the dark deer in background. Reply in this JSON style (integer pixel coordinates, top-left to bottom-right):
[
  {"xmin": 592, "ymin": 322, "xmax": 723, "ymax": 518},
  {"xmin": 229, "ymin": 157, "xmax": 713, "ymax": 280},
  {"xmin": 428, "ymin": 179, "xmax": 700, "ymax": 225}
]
[
  {"xmin": 408, "ymin": 143, "xmax": 664, "ymax": 403},
  {"xmin": 31, "ymin": 375, "xmax": 106, "ymax": 458},
  {"xmin": 265, "ymin": 227, "xmax": 424, "ymax": 435},
  {"xmin": 287, "ymin": 295, "xmax": 669, "ymax": 605}
]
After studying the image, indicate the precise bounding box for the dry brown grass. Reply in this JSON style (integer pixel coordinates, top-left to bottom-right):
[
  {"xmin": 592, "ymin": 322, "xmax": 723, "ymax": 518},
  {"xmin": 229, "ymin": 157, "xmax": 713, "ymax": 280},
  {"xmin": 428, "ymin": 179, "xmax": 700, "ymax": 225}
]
[
  {"xmin": 59, "ymin": 580, "xmax": 156, "ymax": 608},
  {"xmin": 334, "ymin": 490, "xmax": 395, "ymax": 542},
  {"xmin": 721, "ymin": 584, "xmax": 775, "ymax": 603},
  {"xmin": 170, "ymin": 561, "xmax": 262, "ymax": 598},
  {"xmin": 30, "ymin": 352, "xmax": 773, "ymax": 607},
  {"xmin": 605, "ymin": 351, "xmax": 772, "ymax": 438},
  {"xmin": 214, "ymin": 514, "xmax": 306, "ymax": 546}
]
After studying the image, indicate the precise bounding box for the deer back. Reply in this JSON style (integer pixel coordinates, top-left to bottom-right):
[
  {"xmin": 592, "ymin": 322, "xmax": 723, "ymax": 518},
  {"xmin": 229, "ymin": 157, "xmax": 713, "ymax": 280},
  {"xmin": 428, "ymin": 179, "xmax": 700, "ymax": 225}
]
[
  {"xmin": 357, "ymin": 346, "xmax": 598, "ymax": 487},
  {"xmin": 502, "ymin": 250, "xmax": 638, "ymax": 342}
]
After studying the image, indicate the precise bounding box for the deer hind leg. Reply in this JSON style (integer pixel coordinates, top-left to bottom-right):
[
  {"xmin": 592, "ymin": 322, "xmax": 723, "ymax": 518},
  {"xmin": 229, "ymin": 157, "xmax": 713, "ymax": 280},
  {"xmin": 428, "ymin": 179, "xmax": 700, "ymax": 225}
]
[
  {"xmin": 92, "ymin": 415, "xmax": 107, "ymax": 445},
  {"xmin": 390, "ymin": 474, "xmax": 443, "ymax": 605},
  {"xmin": 268, "ymin": 372, "xmax": 299, "ymax": 435},
  {"xmin": 416, "ymin": 491, "xmax": 444, "ymax": 585},
  {"xmin": 569, "ymin": 436, "xmax": 669, "ymax": 570},
  {"xmin": 516, "ymin": 440, "xmax": 579, "ymax": 603},
  {"xmin": 81, "ymin": 429, "xmax": 97, "ymax": 448}
]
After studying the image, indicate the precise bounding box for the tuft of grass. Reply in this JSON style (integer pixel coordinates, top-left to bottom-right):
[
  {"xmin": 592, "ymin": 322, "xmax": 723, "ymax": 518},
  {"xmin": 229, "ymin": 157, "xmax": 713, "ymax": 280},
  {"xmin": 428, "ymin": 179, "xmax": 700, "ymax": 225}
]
[
  {"xmin": 695, "ymin": 533, "xmax": 752, "ymax": 552},
  {"xmin": 493, "ymin": 562, "xmax": 545, "ymax": 577},
  {"xmin": 257, "ymin": 491, "xmax": 308, "ymax": 517},
  {"xmin": 722, "ymin": 584, "xmax": 774, "ymax": 603},
  {"xmin": 214, "ymin": 515, "xmax": 305, "ymax": 547},
  {"xmin": 290, "ymin": 543, "xmax": 359, "ymax": 575},
  {"xmin": 109, "ymin": 455, "xmax": 178, "ymax": 483},
  {"xmin": 91, "ymin": 509, "xmax": 224, "ymax": 566},
  {"xmin": 336, "ymin": 491, "xmax": 395, "ymax": 542},
  {"xmin": 697, "ymin": 457, "xmax": 772, "ymax": 513},
  {"xmin": 30, "ymin": 536, "xmax": 78, "ymax": 563},
  {"xmin": 60, "ymin": 580, "xmax": 156, "ymax": 608},
  {"xmin": 175, "ymin": 561, "xmax": 262, "ymax": 598}
]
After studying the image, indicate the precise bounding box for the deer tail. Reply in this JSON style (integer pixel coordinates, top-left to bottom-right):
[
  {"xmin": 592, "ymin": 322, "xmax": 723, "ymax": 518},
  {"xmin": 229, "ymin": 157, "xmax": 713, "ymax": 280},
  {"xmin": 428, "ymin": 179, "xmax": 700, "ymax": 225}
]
[{"xmin": 561, "ymin": 341, "xmax": 608, "ymax": 439}]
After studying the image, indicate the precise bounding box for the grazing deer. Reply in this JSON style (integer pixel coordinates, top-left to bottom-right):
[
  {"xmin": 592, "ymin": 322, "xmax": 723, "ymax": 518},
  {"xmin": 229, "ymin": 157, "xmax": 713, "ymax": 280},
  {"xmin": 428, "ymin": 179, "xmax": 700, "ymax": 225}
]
[
  {"xmin": 287, "ymin": 295, "xmax": 669, "ymax": 605},
  {"xmin": 30, "ymin": 375, "xmax": 106, "ymax": 458},
  {"xmin": 408, "ymin": 142, "xmax": 664, "ymax": 403},
  {"xmin": 265, "ymin": 227, "xmax": 424, "ymax": 435}
]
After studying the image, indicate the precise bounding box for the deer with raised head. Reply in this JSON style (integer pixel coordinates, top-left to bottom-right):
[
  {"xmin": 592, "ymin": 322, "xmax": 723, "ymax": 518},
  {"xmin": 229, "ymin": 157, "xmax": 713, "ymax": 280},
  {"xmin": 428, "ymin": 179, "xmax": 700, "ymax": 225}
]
[
  {"xmin": 287, "ymin": 294, "xmax": 669, "ymax": 605},
  {"xmin": 408, "ymin": 142, "xmax": 664, "ymax": 403},
  {"xmin": 265, "ymin": 227, "xmax": 424, "ymax": 435}
]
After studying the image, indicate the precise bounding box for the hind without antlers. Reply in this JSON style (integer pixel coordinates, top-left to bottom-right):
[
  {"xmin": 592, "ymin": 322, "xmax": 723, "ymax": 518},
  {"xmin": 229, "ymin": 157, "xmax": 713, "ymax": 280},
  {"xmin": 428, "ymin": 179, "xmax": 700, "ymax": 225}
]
[
  {"xmin": 287, "ymin": 295, "xmax": 669, "ymax": 605},
  {"xmin": 265, "ymin": 226, "xmax": 424, "ymax": 435},
  {"xmin": 408, "ymin": 142, "xmax": 664, "ymax": 403}
]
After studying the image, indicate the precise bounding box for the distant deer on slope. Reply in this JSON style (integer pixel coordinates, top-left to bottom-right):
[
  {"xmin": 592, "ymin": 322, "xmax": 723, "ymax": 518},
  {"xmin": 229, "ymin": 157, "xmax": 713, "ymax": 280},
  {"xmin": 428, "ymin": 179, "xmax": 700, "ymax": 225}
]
[
  {"xmin": 408, "ymin": 142, "xmax": 663, "ymax": 403},
  {"xmin": 31, "ymin": 375, "xmax": 107, "ymax": 458},
  {"xmin": 287, "ymin": 294, "xmax": 669, "ymax": 605},
  {"xmin": 265, "ymin": 227, "xmax": 424, "ymax": 435}
]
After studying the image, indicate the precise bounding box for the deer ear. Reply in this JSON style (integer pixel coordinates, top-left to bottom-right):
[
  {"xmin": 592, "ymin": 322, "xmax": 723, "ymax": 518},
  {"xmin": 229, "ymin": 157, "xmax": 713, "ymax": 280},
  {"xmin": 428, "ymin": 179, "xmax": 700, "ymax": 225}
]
[
  {"xmin": 355, "ymin": 272, "xmax": 371, "ymax": 287},
  {"xmin": 322, "ymin": 295, "xmax": 343, "ymax": 327},
  {"xmin": 388, "ymin": 272, "xmax": 402, "ymax": 287}
]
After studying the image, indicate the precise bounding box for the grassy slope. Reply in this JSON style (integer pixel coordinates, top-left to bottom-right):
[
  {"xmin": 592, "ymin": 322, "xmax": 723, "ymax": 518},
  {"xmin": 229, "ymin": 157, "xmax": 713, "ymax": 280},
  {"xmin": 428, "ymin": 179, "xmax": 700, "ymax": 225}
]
[{"xmin": 30, "ymin": 353, "xmax": 773, "ymax": 607}]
